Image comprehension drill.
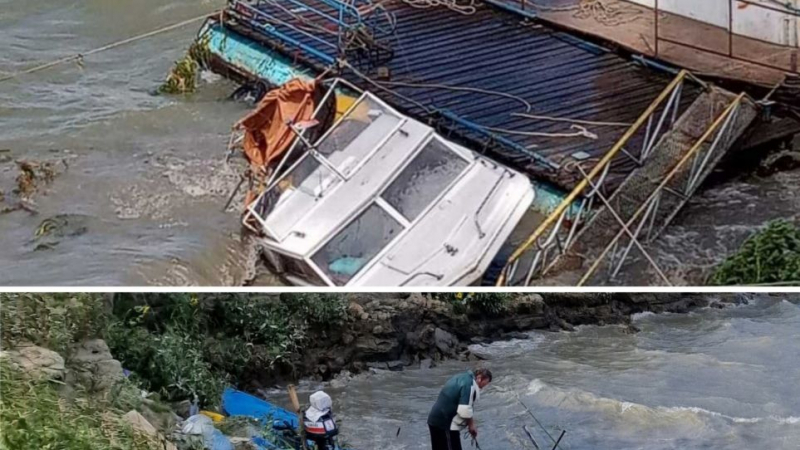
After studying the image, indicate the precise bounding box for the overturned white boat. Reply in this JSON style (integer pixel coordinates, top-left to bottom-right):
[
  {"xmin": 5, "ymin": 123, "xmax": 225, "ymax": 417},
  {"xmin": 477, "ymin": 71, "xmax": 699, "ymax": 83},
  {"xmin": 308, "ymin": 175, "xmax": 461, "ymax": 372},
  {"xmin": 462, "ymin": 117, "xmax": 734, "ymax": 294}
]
[{"xmin": 243, "ymin": 81, "xmax": 534, "ymax": 286}]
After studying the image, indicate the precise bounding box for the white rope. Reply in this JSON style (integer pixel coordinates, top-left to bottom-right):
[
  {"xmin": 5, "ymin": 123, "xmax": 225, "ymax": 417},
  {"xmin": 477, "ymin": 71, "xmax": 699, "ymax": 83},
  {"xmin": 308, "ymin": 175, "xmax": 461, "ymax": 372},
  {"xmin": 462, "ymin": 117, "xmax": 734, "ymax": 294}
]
[
  {"xmin": 0, "ymin": 11, "xmax": 218, "ymax": 83},
  {"xmin": 402, "ymin": 0, "xmax": 478, "ymax": 16},
  {"xmin": 512, "ymin": 112, "xmax": 632, "ymax": 127},
  {"xmin": 483, "ymin": 124, "xmax": 599, "ymax": 140}
]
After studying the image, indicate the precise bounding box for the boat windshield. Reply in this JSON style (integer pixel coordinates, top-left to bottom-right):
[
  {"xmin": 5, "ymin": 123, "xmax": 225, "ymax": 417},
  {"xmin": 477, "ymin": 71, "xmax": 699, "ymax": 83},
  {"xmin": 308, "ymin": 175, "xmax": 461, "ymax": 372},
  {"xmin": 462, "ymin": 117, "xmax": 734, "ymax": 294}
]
[
  {"xmin": 381, "ymin": 137, "xmax": 469, "ymax": 222},
  {"xmin": 314, "ymin": 94, "xmax": 402, "ymax": 177},
  {"xmin": 311, "ymin": 203, "xmax": 403, "ymax": 285},
  {"xmin": 263, "ymin": 155, "xmax": 342, "ymax": 239}
]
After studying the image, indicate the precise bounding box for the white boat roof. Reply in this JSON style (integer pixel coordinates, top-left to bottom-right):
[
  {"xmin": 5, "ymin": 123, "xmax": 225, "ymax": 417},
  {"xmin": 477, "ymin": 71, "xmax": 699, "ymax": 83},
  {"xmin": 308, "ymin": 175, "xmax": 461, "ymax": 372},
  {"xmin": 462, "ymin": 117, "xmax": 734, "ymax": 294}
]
[{"xmin": 248, "ymin": 89, "xmax": 534, "ymax": 286}]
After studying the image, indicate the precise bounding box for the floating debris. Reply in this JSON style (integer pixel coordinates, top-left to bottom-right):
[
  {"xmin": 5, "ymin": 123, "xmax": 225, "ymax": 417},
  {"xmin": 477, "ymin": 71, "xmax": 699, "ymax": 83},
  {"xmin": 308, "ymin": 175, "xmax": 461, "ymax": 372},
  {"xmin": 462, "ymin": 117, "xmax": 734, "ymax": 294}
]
[
  {"xmin": 29, "ymin": 214, "xmax": 90, "ymax": 251},
  {"xmin": 159, "ymin": 34, "xmax": 212, "ymax": 95},
  {"xmin": 14, "ymin": 160, "xmax": 59, "ymax": 199}
]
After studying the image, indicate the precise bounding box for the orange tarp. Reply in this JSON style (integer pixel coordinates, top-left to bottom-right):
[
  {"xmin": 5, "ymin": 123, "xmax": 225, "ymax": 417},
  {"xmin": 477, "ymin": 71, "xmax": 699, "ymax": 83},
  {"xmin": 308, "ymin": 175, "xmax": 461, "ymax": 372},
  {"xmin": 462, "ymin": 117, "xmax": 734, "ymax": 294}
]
[{"xmin": 235, "ymin": 78, "xmax": 317, "ymax": 169}]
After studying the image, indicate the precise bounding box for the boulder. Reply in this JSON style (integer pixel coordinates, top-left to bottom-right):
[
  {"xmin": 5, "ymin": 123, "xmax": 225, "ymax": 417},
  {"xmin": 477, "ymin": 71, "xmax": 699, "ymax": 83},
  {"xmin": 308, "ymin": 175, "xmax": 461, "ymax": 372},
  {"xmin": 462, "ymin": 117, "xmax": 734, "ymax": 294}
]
[
  {"xmin": 140, "ymin": 399, "xmax": 181, "ymax": 434},
  {"xmin": 1, "ymin": 344, "xmax": 65, "ymax": 380},
  {"xmin": 122, "ymin": 410, "xmax": 178, "ymax": 450},
  {"xmin": 347, "ymin": 302, "xmax": 365, "ymax": 318},
  {"xmin": 434, "ymin": 328, "xmax": 458, "ymax": 354},
  {"xmin": 69, "ymin": 339, "xmax": 124, "ymax": 393},
  {"xmin": 509, "ymin": 294, "xmax": 544, "ymax": 313}
]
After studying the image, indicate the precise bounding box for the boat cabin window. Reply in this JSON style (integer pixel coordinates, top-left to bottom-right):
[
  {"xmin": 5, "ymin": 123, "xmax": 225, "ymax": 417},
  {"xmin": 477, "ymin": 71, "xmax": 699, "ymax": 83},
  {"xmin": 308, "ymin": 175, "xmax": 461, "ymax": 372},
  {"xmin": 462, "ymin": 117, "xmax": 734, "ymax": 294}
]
[
  {"xmin": 381, "ymin": 137, "xmax": 469, "ymax": 222},
  {"xmin": 311, "ymin": 203, "xmax": 403, "ymax": 285},
  {"xmin": 277, "ymin": 254, "xmax": 326, "ymax": 286},
  {"xmin": 315, "ymin": 95, "xmax": 402, "ymax": 178},
  {"xmin": 263, "ymin": 155, "xmax": 342, "ymax": 239}
]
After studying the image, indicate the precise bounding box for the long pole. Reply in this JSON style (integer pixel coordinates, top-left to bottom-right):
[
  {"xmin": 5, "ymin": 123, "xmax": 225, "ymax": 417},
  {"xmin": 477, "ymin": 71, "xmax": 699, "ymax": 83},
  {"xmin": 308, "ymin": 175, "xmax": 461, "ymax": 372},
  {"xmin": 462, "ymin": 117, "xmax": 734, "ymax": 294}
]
[
  {"xmin": 654, "ymin": 0, "xmax": 659, "ymax": 57},
  {"xmin": 550, "ymin": 430, "xmax": 566, "ymax": 450},
  {"xmin": 288, "ymin": 385, "xmax": 309, "ymax": 450},
  {"xmin": 729, "ymin": 0, "xmax": 734, "ymax": 57}
]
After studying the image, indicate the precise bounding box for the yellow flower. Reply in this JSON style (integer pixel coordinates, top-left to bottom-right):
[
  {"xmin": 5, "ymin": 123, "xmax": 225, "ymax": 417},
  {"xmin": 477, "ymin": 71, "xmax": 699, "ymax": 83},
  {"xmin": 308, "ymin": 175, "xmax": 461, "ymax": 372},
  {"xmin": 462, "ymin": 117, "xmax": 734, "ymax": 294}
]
[
  {"xmin": 455, "ymin": 293, "xmax": 463, "ymax": 299},
  {"xmin": 190, "ymin": 295, "xmax": 198, "ymax": 306}
]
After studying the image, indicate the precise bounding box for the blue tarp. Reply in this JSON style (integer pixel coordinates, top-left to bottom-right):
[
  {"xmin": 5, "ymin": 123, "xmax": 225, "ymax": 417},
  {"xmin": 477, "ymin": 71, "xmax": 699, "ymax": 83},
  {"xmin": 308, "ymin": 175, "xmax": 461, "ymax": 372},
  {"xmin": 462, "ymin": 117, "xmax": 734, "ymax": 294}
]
[
  {"xmin": 221, "ymin": 388, "xmax": 299, "ymax": 429},
  {"xmin": 221, "ymin": 388, "xmax": 355, "ymax": 450}
]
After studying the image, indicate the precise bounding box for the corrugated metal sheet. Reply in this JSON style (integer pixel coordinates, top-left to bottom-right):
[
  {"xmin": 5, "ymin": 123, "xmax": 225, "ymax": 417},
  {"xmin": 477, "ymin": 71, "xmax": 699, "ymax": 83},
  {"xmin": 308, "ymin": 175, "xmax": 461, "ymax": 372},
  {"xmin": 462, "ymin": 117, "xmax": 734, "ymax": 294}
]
[{"xmin": 225, "ymin": 1, "xmax": 701, "ymax": 190}]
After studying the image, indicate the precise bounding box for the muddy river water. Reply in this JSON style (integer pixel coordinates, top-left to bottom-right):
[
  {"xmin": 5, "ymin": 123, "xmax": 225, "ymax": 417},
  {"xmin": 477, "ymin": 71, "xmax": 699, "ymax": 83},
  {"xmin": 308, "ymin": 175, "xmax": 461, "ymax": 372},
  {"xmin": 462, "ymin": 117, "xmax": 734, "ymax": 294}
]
[
  {"xmin": 273, "ymin": 295, "xmax": 800, "ymax": 450},
  {"xmin": 0, "ymin": 0, "xmax": 798, "ymax": 286}
]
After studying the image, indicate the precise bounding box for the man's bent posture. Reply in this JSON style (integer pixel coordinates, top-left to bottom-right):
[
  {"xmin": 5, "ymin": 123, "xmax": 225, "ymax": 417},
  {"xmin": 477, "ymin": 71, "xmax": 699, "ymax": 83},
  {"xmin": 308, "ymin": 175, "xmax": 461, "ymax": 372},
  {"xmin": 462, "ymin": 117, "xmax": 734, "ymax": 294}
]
[{"xmin": 427, "ymin": 368, "xmax": 493, "ymax": 450}]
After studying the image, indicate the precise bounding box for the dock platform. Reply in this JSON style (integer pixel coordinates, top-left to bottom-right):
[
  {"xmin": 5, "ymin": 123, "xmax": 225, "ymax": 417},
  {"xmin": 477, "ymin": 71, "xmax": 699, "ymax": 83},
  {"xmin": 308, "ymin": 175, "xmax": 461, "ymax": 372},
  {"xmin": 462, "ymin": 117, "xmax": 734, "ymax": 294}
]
[{"xmin": 219, "ymin": 0, "xmax": 702, "ymax": 191}]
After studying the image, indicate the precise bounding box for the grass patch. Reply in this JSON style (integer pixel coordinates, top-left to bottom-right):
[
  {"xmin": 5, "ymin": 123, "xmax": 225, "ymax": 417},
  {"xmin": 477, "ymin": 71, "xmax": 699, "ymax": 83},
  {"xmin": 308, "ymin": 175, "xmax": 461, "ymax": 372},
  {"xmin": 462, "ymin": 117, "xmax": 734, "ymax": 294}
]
[
  {"xmin": 0, "ymin": 361, "xmax": 156, "ymax": 450},
  {"xmin": 0, "ymin": 293, "xmax": 107, "ymax": 356}
]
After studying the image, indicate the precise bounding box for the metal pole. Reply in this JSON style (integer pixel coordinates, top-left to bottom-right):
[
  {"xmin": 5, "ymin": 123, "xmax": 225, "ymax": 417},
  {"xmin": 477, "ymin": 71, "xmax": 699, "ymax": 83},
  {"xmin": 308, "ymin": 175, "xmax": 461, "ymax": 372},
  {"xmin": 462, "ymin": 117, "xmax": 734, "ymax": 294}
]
[
  {"xmin": 550, "ymin": 431, "xmax": 566, "ymax": 450},
  {"xmin": 729, "ymin": 0, "xmax": 734, "ymax": 57},
  {"xmin": 654, "ymin": 0, "xmax": 659, "ymax": 56}
]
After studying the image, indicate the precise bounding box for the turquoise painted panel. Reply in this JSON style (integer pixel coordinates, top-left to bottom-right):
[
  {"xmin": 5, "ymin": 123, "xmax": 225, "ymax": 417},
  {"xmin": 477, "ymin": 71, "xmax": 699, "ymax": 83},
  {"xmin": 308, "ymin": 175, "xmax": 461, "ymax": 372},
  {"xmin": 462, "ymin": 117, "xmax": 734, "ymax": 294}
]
[
  {"xmin": 201, "ymin": 23, "xmax": 314, "ymax": 86},
  {"xmin": 531, "ymin": 181, "xmax": 581, "ymax": 218}
]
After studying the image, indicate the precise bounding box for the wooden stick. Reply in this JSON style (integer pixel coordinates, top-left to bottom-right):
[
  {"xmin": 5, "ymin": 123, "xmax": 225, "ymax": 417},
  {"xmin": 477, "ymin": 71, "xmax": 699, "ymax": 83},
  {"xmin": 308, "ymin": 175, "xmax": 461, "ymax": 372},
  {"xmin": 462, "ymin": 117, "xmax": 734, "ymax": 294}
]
[{"xmin": 288, "ymin": 385, "xmax": 308, "ymax": 450}]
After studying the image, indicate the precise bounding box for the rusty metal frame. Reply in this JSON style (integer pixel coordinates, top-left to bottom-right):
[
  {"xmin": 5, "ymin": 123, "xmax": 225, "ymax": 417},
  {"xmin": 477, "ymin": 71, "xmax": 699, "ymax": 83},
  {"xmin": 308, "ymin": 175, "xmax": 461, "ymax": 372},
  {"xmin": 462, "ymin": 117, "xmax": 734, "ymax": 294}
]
[
  {"xmin": 497, "ymin": 69, "xmax": 703, "ymax": 286},
  {"xmin": 577, "ymin": 93, "xmax": 747, "ymax": 285}
]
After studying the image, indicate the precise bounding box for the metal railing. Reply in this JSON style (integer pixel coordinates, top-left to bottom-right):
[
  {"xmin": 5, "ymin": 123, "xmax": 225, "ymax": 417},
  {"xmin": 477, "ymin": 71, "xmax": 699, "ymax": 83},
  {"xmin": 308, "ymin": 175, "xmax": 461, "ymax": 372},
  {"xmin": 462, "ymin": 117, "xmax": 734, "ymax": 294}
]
[
  {"xmin": 490, "ymin": 0, "xmax": 799, "ymax": 75},
  {"xmin": 496, "ymin": 69, "xmax": 705, "ymax": 286},
  {"xmin": 576, "ymin": 92, "xmax": 749, "ymax": 286},
  {"xmin": 653, "ymin": 0, "xmax": 800, "ymax": 75},
  {"xmin": 228, "ymin": 0, "xmax": 396, "ymax": 65}
]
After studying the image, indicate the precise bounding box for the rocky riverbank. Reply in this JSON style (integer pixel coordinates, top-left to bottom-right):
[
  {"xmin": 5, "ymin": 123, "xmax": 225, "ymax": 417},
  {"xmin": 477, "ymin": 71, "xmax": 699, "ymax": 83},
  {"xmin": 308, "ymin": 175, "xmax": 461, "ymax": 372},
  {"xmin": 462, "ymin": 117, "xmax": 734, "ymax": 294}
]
[
  {"xmin": 1, "ymin": 292, "xmax": 759, "ymax": 450},
  {"xmin": 283, "ymin": 293, "xmax": 754, "ymax": 385}
]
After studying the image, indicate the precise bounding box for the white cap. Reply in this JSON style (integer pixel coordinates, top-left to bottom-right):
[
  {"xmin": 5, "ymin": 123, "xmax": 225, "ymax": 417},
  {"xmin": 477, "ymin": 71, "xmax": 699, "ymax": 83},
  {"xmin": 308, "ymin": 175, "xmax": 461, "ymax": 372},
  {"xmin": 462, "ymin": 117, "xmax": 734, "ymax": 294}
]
[{"xmin": 306, "ymin": 391, "xmax": 333, "ymax": 422}]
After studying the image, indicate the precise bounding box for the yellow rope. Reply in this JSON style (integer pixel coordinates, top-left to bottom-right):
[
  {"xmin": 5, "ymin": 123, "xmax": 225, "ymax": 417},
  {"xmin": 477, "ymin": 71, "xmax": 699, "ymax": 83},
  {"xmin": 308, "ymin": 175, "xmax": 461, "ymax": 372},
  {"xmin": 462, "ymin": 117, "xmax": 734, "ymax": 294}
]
[{"xmin": 0, "ymin": 11, "xmax": 219, "ymax": 84}]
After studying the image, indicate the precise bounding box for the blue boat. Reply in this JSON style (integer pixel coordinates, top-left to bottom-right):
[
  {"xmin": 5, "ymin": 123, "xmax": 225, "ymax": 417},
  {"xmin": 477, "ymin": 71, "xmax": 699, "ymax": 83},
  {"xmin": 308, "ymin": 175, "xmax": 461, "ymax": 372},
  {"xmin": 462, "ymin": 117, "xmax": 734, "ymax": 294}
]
[{"xmin": 221, "ymin": 388, "xmax": 349, "ymax": 450}]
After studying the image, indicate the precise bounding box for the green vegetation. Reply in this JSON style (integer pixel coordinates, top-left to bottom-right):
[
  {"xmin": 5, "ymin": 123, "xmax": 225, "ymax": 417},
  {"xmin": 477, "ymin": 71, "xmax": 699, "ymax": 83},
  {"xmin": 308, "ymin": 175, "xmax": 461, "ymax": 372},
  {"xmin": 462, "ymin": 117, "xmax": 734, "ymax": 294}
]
[
  {"xmin": 0, "ymin": 293, "xmax": 108, "ymax": 356},
  {"xmin": 1, "ymin": 293, "xmax": 349, "ymax": 407},
  {"xmin": 0, "ymin": 360, "xmax": 156, "ymax": 450},
  {"xmin": 710, "ymin": 220, "xmax": 800, "ymax": 286},
  {"xmin": 434, "ymin": 292, "xmax": 513, "ymax": 316},
  {"xmin": 158, "ymin": 34, "xmax": 212, "ymax": 95}
]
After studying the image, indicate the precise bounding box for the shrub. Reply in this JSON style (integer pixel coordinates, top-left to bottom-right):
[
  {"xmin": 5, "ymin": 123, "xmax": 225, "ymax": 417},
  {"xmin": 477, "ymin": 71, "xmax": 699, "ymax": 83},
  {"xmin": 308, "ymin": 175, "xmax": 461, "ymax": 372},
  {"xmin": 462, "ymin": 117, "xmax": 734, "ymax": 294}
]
[
  {"xmin": 0, "ymin": 293, "xmax": 107, "ymax": 355},
  {"xmin": 710, "ymin": 220, "xmax": 800, "ymax": 286},
  {"xmin": 434, "ymin": 293, "xmax": 513, "ymax": 316},
  {"xmin": 105, "ymin": 294, "xmax": 348, "ymax": 407}
]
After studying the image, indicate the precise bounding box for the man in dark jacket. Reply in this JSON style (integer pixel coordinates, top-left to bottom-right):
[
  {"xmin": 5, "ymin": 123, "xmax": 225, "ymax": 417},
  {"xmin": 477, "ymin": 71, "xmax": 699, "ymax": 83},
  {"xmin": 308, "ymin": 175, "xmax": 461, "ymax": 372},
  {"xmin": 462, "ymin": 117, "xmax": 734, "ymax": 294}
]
[{"xmin": 427, "ymin": 368, "xmax": 493, "ymax": 450}]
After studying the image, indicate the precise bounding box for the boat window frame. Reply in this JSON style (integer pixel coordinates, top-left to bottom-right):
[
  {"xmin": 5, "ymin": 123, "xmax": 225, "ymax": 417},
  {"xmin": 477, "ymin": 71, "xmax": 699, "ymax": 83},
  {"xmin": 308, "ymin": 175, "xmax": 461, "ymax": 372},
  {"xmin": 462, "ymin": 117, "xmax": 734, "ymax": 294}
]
[
  {"xmin": 252, "ymin": 92, "xmax": 407, "ymax": 241},
  {"xmin": 378, "ymin": 134, "xmax": 473, "ymax": 223},
  {"xmin": 250, "ymin": 153, "xmax": 345, "ymax": 241},
  {"xmin": 260, "ymin": 239, "xmax": 337, "ymax": 286},
  {"xmin": 305, "ymin": 199, "xmax": 409, "ymax": 286},
  {"xmin": 303, "ymin": 134, "xmax": 475, "ymax": 286},
  {"xmin": 309, "ymin": 92, "xmax": 407, "ymax": 181}
]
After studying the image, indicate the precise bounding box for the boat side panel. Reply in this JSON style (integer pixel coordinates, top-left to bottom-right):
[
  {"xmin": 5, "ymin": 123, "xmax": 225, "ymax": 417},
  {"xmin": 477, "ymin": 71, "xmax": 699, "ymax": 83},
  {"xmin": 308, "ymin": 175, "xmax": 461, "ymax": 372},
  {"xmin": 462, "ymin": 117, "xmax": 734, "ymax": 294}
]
[{"xmin": 204, "ymin": 23, "xmax": 313, "ymax": 86}]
